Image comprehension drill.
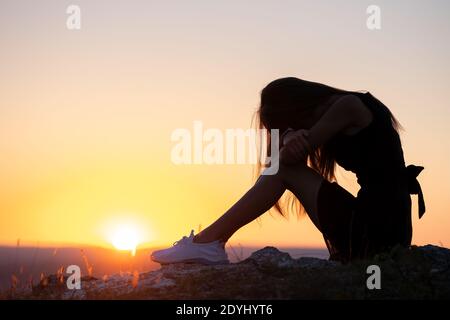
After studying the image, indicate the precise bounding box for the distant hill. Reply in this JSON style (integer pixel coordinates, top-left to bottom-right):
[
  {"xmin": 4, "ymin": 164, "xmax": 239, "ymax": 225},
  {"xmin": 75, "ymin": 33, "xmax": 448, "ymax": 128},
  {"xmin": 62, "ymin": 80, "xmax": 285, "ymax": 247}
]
[{"xmin": 0, "ymin": 246, "xmax": 159, "ymax": 291}]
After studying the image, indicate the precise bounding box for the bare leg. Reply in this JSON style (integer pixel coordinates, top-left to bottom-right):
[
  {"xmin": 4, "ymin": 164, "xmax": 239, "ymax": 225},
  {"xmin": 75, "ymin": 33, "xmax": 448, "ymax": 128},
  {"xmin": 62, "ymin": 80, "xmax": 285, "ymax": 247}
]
[{"xmin": 194, "ymin": 163, "xmax": 324, "ymax": 244}]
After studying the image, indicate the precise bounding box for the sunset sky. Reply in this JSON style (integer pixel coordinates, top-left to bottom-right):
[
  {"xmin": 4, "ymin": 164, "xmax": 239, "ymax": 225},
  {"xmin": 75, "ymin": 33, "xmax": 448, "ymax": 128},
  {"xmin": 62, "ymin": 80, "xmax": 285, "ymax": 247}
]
[{"xmin": 1, "ymin": 0, "xmax": 449, "ymax": 250}]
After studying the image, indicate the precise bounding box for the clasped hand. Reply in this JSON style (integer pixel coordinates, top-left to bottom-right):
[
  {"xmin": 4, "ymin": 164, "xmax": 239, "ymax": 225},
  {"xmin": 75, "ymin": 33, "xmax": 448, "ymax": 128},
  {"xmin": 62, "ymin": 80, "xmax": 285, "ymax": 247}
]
[{"xmin": 279, "ymin": 129, "xmax": 311, "ymax": 165}]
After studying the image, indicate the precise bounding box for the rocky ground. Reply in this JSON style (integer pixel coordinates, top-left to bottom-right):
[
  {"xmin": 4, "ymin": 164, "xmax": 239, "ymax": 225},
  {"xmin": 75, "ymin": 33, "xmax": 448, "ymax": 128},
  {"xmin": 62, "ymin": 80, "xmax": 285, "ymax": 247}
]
[{"xmin": 6, "ymin": 245, "xmax": 450, "ymax": 299}]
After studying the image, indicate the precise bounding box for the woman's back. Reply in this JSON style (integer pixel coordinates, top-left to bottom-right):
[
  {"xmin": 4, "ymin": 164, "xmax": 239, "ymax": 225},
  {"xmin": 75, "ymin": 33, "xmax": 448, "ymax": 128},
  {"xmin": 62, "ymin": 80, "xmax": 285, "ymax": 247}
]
[
  {"xmin": 331, "ymin": 92, "xmax": 407, "ymax": 187},
  {"xmin": 326, "ymin": 92, "xmax": 416, "ymax": 258}
]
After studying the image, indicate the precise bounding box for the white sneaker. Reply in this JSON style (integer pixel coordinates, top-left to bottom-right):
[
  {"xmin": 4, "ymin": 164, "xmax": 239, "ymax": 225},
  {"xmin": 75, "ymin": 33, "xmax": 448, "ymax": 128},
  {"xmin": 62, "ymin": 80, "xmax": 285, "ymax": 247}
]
[{"xmin": 150, "ymin": 230, "xmax": 229, "ymax": 265}]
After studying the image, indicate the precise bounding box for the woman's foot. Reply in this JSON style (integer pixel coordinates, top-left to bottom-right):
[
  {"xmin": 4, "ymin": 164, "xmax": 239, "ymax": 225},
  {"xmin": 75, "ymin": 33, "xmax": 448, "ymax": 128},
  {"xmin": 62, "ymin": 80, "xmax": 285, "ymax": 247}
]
[{"xmin": 150, "ymin": 230, "xmax": 229, "ymax": 265}]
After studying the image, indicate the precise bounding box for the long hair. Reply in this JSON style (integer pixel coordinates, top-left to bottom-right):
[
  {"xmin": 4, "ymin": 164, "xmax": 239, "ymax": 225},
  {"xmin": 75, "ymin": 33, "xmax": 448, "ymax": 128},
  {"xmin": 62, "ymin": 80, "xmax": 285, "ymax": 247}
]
[{"xmin": 255, "ymin": 77, "xmax": 401, "ymax": 217}]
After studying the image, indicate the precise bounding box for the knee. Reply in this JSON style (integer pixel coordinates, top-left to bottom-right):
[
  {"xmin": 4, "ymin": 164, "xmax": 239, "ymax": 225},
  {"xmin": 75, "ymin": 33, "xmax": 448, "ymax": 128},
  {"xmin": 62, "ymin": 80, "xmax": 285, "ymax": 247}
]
[{"xmin": 276, "ymin": 162, "xmax": 309, "ymax": 185}]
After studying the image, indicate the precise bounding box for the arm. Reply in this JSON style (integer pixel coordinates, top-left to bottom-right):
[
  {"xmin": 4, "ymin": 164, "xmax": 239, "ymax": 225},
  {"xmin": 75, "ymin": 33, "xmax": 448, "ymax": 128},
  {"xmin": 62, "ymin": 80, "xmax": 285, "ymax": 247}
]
[
  {"xmin": 281, "ymin": 94, "xmax": 372, "ymax": 164},
  {"xmin": 307, "ymin": 94, "xmax": 370, "ymax": 149}
]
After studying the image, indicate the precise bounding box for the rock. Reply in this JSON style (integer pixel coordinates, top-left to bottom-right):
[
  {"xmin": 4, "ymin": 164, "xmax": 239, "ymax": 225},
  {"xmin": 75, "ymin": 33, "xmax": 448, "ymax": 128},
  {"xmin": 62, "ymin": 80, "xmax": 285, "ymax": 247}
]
[
  {"xmin": 244, "ymin": 246, "xmax": 295, "ymax": 268},
  {"xmin": 11, "ymin": 245, "xmax": 450, "ymax": 299}
]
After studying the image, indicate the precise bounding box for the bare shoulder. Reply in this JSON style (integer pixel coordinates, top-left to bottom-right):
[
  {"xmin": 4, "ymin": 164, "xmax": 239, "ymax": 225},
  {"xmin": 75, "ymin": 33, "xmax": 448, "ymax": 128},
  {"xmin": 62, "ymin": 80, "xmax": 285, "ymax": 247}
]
[
  {"xmin": 332, "ymin": 94, "xmax": 365, "ymax": 111},
  {"xmin": 330, "ymin": 94, "xmax": 373, "ymax": 129}
]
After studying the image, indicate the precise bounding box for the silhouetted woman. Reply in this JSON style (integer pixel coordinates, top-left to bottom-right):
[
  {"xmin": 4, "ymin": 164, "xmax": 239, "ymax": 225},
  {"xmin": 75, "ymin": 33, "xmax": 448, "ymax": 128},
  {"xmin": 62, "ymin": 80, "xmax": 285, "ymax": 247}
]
[{"xmin": 151, "ymin": 77, "xmax": 425, "ymax": 264}]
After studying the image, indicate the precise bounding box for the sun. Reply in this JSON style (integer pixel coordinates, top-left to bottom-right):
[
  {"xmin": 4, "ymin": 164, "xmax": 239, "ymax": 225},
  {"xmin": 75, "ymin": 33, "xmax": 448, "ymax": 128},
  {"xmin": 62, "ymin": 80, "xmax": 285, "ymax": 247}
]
[{"xmin": 110, "ymin": 225, "xmax": 140, "ymax": 256}]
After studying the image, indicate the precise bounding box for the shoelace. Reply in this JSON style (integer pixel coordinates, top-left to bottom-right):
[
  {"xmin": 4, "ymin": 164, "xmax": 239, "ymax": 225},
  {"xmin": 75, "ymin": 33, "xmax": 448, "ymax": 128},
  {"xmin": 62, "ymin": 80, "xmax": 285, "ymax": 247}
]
[{"xmin": 172, "ymin": 230, "xmax": 194, "ymax": 247}]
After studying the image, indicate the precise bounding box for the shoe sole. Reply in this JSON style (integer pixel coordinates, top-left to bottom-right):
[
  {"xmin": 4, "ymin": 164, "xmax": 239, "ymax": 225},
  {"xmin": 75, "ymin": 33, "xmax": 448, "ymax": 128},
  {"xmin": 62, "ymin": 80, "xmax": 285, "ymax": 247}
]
[{"xmin": 153, "ymin": 257, "xmax": 229, "ymax": 266}]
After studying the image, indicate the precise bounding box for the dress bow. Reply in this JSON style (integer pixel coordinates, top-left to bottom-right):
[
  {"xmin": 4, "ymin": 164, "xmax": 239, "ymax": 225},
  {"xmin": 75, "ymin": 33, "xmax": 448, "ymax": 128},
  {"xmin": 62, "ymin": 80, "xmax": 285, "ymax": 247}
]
[{"xmin": 406, "ymin": 165, "xmax": 426, "ymax": 219}]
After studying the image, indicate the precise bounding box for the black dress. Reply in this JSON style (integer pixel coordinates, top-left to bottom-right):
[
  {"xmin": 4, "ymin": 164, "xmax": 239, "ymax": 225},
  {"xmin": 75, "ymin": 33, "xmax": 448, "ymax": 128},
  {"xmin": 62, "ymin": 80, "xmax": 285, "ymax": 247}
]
[{"xmin": 316, "ymin": 92, "xmax": 425, "ymax": 262}]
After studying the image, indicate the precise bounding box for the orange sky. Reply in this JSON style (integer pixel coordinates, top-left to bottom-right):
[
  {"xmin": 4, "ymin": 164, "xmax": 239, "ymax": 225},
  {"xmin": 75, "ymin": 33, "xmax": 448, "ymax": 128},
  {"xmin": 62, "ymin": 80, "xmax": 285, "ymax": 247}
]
[{"xmin": 1, "ymin": 0, "xmax": 450, "ymax": 249}]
